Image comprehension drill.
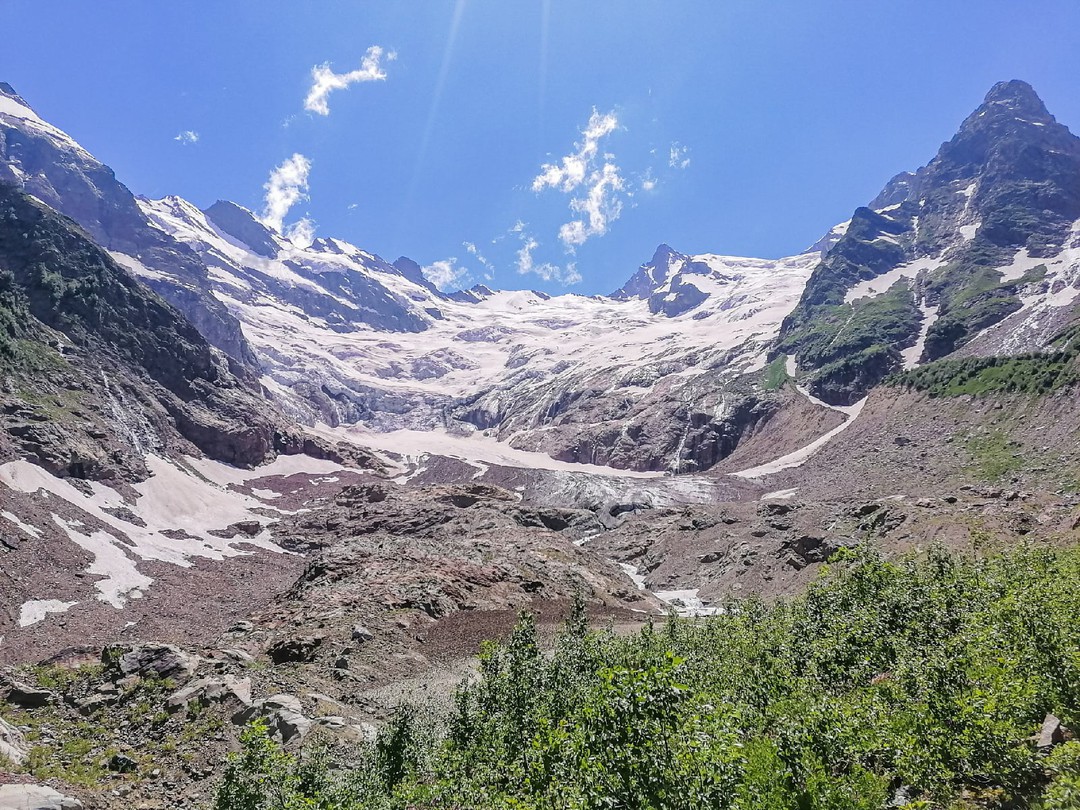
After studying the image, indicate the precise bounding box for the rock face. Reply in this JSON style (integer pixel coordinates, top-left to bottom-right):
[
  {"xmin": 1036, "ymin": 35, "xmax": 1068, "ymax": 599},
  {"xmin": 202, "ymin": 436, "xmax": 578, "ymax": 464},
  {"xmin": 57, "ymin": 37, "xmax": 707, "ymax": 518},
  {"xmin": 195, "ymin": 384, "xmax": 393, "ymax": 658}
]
[
  {"xmin": 103, "ymin": 643, "xmax": 200, "ymax": 681},
  {"xmin": 779, "ymin": 80, "xmax": 1080, "ymax": 404},
  {"xmin": 0, "ymin": 716, "xmax": 27, "ymax": 764},
  {"xmin": 0, "ymin": 83, "xmax": 257, "ymax": 368},
  {"xmin": 0, "ymin": 785, "xmax": 83, "ymax": 810},
  {"xmin": 4, "ymin": 681, "xmax": 54, "ymax": 708},
  {"xmin": 165, "ymin": 676, "xmax": 252, "ymax": 714},
  {"xmin": 0, "ymin": 186, "xmax": 286, "ymax": 478},
  {"xmin": 232, "ymin": 694, "xmax": 312, "ymax": 744}
]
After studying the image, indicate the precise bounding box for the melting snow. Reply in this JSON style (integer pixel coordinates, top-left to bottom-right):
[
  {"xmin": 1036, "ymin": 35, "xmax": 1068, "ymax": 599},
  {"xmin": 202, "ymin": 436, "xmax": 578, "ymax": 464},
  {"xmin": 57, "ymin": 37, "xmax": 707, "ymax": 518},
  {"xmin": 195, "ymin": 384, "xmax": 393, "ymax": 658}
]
[
  {"xmin": 844, "ymin": 256, "xmax": 944, "ymax": 305},
  {"xmin": 731, "ymin": 387, "xmax": 866, "ymax": 479},
  {"xmin": 0, "ymin": 453, "xmax": 343, "ymax": 608},
  {"xmin": 18, "ymin": 599, "xmax": 78, "ymax": 628},
  {"xmin": 653, "ymin": 589, "xmax": 723, "ymax": 617},
  {"xmin": 2, "ymin": 510, "xmax": 42, "ymax": 538},
  {"xmin": 901, "ymin": 303, "xmax": 939, "ymax": 369},
  {"xmin": 761, "ymin": 488, "xmax": 798, "ymax": 500},
  {"xmin": 997, "ymin": 247, "xmax": 1049, "ymax": 283},
  {"xmin": 619, "ymin": 563, "xmax": 648, "ymax": 590},
  {"xmin": 317, "ymin": 424, "xmax": 664, "ymax": 479}
]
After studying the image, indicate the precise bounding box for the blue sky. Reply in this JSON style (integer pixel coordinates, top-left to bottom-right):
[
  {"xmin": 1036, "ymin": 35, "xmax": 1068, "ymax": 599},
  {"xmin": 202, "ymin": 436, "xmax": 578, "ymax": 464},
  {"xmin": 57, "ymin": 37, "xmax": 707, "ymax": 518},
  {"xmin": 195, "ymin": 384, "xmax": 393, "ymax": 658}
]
[{"xmin": 5, "ymin": 1, "xmax": 1080, "ymax": 294}]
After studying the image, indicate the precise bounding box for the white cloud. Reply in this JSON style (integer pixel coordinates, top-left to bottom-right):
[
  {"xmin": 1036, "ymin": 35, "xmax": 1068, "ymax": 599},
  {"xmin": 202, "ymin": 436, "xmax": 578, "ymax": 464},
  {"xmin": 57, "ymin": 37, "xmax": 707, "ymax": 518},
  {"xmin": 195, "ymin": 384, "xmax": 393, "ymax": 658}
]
[
  {"xmin": 464, "ymin": 241, "xmax": 495, "ymax": 280},
  {"xmin": 514, "ymin": 228, "xmax": 581, "ymax": 285},
  {"xmin": 261, "ymin": 153, "xmax": 312, "ymax": 233},
  {"xmin": 669, "ymin": 142, "xmax": 691, "ymax": 170},
  {"xmin": 531, "ymin": 109, "xmax": 630, "ymax": 251},
  {"xmin": 174, "ymin": 130, "xmax": 199, "ymax": 145},
  {"xmin": 304, "ymin": 45, "xmax": 392, "ymax": 116},
  {"xmin": 423, "ymin": 258, "xmax": 470, "ymax": 291},
  {"xmin": 284, "ymin": 217, "xmax": 316, "ymax": 248},
  {"xmin": 559, "ymin": 162, "xmax": 625, "ymax": 249},
  {"xmin": 532, "ymin": 109, "xmax": 618, "ymax": 193}
]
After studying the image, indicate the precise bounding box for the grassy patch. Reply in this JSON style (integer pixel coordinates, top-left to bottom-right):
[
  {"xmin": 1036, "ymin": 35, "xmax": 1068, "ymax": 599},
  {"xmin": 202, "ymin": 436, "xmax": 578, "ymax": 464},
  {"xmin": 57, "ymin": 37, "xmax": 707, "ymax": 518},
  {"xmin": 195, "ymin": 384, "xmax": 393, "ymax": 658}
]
[
  {"xmin": 762, "ymin": 355, "xmax": 790, "ymax": 391},
  {"xmin": 966, "ymin": 430, "xmax": 1026, "ymax": 482},
  {"xmin": 887, "ymin": 351, "xmax": 1080, "ymax": 397}
]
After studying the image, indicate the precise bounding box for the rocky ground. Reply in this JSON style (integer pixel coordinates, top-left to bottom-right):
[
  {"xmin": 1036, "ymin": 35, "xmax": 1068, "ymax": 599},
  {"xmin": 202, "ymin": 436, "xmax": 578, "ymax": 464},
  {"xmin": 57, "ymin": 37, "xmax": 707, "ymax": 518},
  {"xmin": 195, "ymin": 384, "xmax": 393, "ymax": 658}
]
[{"xmin": 5, "ymin": 384, "xmax": 1080, "ymax": 807}]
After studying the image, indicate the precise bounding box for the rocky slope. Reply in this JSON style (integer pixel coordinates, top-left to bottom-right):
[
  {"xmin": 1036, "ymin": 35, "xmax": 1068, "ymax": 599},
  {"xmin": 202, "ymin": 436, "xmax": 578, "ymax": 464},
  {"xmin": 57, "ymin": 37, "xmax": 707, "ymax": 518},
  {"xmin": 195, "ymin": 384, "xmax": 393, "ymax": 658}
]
[
  {"xmin": 0, "ymin": 83, "xmax": 257, "ymax": 368},
  {"xmin": 778, "ymin": 80, "xmax": 1080, "ymax": 404},
  {"xmin": 0, "ymin": 185, "xmax": 281, "ymax": 479},
  {"xmin": 6, "ymin": 77, "xmax": 1080, "ymax": 808}
]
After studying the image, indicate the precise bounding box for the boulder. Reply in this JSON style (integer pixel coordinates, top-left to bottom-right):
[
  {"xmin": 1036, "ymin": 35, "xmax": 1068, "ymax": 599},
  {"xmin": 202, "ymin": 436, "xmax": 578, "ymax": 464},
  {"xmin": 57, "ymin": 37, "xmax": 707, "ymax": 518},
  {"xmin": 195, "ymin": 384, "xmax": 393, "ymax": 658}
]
[
  {"xmin": 232, "ymin": 693, "xmax": 312, "ymax": 744},
  {"xmin": 103, "ymin": 644, "xmax": 199, "ymax": 681},
  {"xmin": 1037, "ymin": 713, "xmax": 1067, "ymax": 749},
  {"xmin": 0, "ymin": 784, "xmax": 83, "ymax": 810},
  {"xmin": 108, "ymin": 752, "xmax": 137, "ymax": 773},
  {"xmin": 5, "ymin": 681, "xmax": 55, "ymax": 708},
  {"xmin": 267, "ymin": 635, "xmax": 323, "ymax": 664},
  {"xmin": 165, "ymin": 676, "xmax": 252, "ymax": 714},
  {"xmin": 0, "ymin": 716, "xmax": 27, "ymax": 765},
  {"xmin": 351, "ymin": 625, "xmax": 374, "ymax": 644}
]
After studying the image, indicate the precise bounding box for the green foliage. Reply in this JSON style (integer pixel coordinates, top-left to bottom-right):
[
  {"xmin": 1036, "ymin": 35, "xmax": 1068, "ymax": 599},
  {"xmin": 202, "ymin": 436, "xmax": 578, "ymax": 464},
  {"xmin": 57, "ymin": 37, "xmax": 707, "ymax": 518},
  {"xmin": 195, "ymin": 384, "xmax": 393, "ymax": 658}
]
[
  {"xmin": 921, "ymin": 250, "xmax": 1045, "ymax": 362},
  {"xmin": 1044, "ymin": 742, "xmax": 1080, "ymax": 809},
  {"xmin": 0, "ymin": 185, "xmax": 218, "ymax": 392},
  {"xmin": 763, "ymin": 354, "xmax": 791, "ymax": 391},
  {"xmin": 965, "ymin": 431, "xmax": 1026, "ymax": 482},
  {"xmin": 216, "ymin": 546, "xmax": 1080, "ymax": 809},
  {"xmin": 887, "ymin": 351, "xmax": 1080, "ymax": 398}
]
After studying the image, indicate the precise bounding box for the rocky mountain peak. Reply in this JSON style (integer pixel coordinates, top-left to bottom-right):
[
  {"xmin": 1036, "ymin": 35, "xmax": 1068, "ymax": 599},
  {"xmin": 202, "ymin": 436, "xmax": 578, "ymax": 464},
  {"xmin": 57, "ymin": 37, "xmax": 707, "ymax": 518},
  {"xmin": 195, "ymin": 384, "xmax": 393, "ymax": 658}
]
[
  {"xmin": 203, "ymin": 200, "xmax": 280, "ymax": 258},
  {"xmin": 0, "ymin": 82, "xmax": 29, "ymax": 106},
  {"xmin": 611, "ymin": 243, "xmax": 689, "ymax": 299},
  {"xmin": 978, "ymin": 79, "xmax": 1054, "ymax": 122}
]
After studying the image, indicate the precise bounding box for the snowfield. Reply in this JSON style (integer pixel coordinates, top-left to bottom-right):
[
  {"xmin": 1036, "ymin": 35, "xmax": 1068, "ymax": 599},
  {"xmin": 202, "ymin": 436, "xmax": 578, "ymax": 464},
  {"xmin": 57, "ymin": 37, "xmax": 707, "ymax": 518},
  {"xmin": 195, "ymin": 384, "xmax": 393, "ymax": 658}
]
[
  {"xmin": 129, "ymin": 194, "xmax": 828, "ymax": 450},
  {"xmin": 0, "ymin": 453, "xmax": 346, "ymax": 608}
]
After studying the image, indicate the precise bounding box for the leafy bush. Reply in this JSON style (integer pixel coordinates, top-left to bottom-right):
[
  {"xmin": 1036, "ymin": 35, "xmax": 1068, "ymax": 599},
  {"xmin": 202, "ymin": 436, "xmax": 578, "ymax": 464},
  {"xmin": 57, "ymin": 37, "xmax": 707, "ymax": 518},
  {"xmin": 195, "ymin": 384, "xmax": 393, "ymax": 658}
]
[
  {"xmin": 217, "ymin": 547, "xmax": 1080, "ymax": 809},
  {"xmin": 887, "ymin": 351, "xmax": 1080, "ymax": 397}
]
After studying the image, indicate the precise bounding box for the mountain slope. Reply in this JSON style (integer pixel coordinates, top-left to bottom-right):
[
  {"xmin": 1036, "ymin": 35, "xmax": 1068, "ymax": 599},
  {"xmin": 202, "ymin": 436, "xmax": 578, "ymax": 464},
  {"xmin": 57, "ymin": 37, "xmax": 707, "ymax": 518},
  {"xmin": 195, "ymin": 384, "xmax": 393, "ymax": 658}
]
[
  {"xmin": 778, "ymin": 80, "xmax": 1080, "ymax": 404},
  {"xmin": 0, "ymin": 184, "xmax": 282, "ymax": 478},
  {"xmin": 138, "ymin": 196, "xmax": 829, "ymax": 472},
  {"xmin": 0, "ymin": 82, "xmax": 258, "ymax": 368}
]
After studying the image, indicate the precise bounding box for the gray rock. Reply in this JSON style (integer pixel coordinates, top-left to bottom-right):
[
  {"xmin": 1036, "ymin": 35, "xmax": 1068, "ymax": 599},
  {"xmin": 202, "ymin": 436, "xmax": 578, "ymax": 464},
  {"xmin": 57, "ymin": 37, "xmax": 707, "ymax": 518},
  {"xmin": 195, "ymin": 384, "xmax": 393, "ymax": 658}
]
[
  {"xmin": 0, "ymin": 784, "xmax": 84, "ymax": 810},
  {"xmin": 232, "ymin": 693, "xmax": 312, "ymax": 744},
  {"xmin": 5, "ymin": 681, "xmax": 54, "ymax": 708},
  {"xmin": 0, "ymin": 716, "xmax": 27, "ymax": 765},
  {"xmin": 267, "ymin": 635, "xmax": 323, "ymax": 663},
  {"xmin": 351, "ymin": 624, "xmax": 374, "ymax": 644},
  {"xmin": 75, "ymin": 694, "xmax": 117, "ymax": 716},
  {"xmin": 103, "ymin": 643, "xmax": 199, "ymax": 681},
  {"xmin": 165, "ymin": 675, "xmax": 252, "ymax": 714},
  {"xmin": 108, "ymin": 752, "xmax": 138, "ymax": 773},
  {"xmin": 1037, "ymin": 713, "xmax": 1066, "ymax": 749}
]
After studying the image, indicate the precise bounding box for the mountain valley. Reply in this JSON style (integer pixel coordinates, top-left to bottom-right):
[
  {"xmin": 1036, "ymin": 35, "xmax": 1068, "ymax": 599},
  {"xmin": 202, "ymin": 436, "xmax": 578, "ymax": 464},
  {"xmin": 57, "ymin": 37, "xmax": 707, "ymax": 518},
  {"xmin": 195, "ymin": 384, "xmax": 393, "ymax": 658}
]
[{"xmin": 3, "ymin": 77, "xmax": 1080, "ymax": 808}]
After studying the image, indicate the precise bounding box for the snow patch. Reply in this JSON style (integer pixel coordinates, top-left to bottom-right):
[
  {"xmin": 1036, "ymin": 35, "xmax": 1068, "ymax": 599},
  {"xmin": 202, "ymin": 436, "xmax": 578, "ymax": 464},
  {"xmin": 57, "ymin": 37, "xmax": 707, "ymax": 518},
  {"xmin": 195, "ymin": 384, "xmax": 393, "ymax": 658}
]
[
  {"xmin": 844, "ymin": 256, "xmax": 944, "ymax": 305},
  {"xmin": 761, "ymin": 488, "xmax": 798, "ymax": 500},
  {"xmin": 619, "ymin": 563, "xmax": 647, "ymax": 590},
  {"xmin": 0, "ymin": 454, "xmax": 337, "ymax": 608},
  {"xmin": 18, "ymin": 599, "xmax": 78, "ymax": 628},
  {"xmin": 731, "ymin": 386, "xmax": 865, "ymax": 479},
  {"xmin": 2, "ymin": 510, "xmax": 42, "ymax": 538},
  {"xmin": 653, "ymin": 589, "xmax": 723, "ymax": 617},
  {"xmin": 901, "ymin": 303, "xmax": 939, "ymax": 370}
]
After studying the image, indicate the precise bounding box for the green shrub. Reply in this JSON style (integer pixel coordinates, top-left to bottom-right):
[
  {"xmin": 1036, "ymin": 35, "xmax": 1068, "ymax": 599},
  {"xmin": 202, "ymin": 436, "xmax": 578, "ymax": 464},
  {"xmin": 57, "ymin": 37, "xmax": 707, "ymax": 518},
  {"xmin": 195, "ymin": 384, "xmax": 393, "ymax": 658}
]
[{"xmin": 216, "ymin": 546, "xmax": 1080, "ymax": 809}]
